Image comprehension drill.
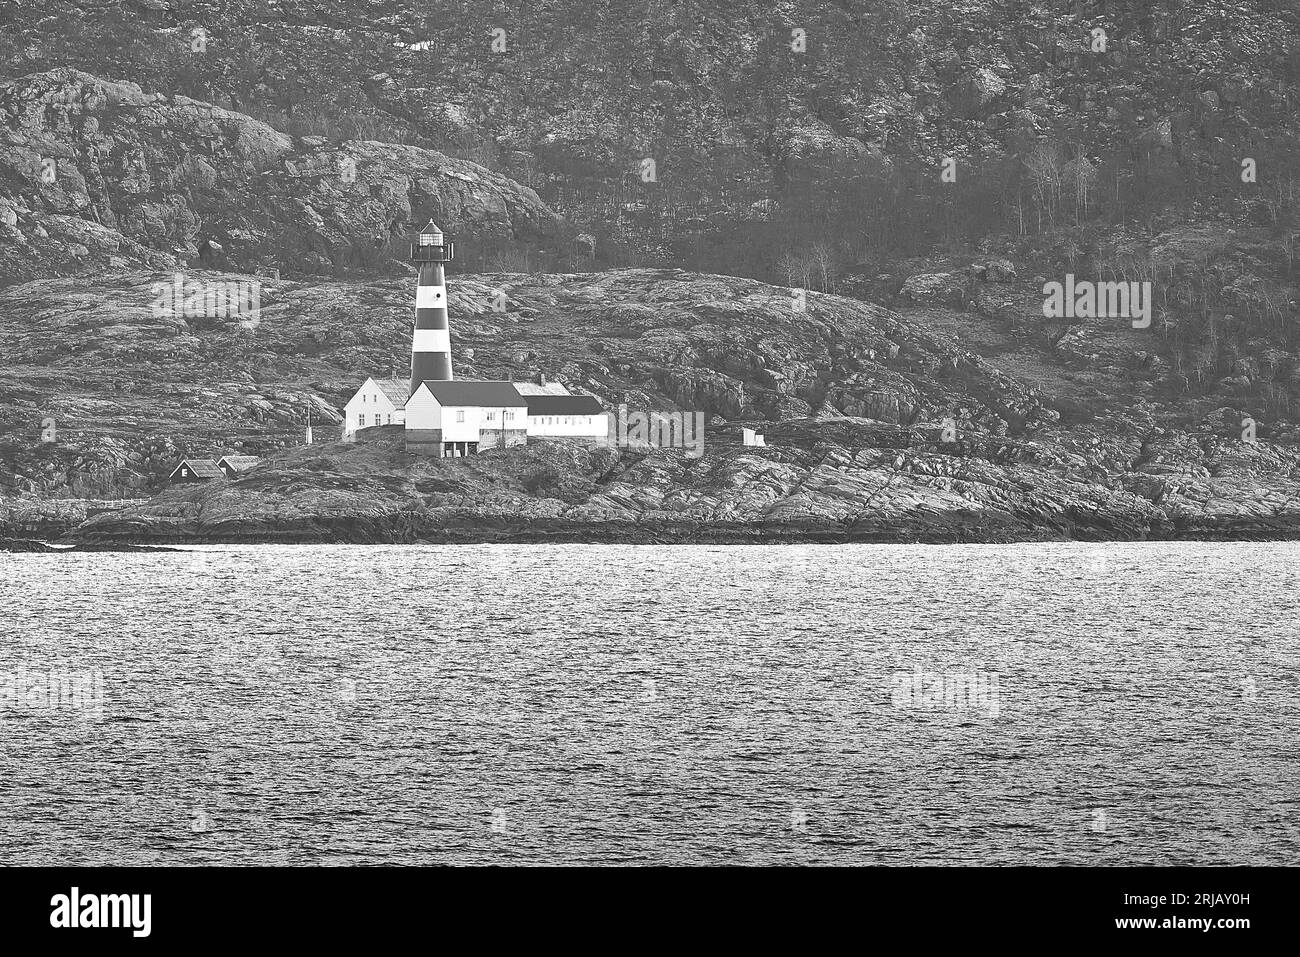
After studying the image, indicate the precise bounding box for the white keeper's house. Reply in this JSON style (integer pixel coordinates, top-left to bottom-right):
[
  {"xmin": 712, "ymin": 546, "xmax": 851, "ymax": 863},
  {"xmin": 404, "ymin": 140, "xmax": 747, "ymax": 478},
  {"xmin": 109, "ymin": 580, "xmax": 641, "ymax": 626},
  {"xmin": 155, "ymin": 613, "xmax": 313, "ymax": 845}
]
[
  {"xmin": 405, "ymin": 380, "xmax": 529, "ymax": 457},
  {"xmin": 341, "ymin": 219, "xmax": 609, "ymax": 457},
  {"xmin": 342, "ymin": 377, "xmax": 408, "ymax": 441}
]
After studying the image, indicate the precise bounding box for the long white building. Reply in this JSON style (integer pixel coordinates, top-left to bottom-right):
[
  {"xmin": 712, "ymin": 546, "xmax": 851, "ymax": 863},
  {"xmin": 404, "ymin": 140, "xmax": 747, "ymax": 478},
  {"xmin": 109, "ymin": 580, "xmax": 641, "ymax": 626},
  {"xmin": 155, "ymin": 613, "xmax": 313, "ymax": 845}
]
[{"xmin": 521, "ymin": 393, "xmax": 608, "ymax": 439}]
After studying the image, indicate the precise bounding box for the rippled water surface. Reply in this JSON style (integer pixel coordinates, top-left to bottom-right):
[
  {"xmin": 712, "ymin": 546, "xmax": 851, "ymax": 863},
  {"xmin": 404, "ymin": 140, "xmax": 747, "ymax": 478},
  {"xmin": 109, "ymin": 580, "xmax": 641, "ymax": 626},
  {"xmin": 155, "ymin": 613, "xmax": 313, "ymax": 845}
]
[{"xmin": 1, "ymin": 542, "xmax": 1297, "ymax": 865}]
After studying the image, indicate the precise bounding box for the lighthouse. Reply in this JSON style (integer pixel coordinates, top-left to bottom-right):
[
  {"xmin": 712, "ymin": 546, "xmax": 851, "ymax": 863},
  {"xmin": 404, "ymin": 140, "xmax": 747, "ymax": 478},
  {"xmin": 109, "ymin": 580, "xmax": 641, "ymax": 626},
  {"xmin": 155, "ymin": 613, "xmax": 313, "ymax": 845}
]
[
  {"xmin": 341, "ymin": 216, "xmax": 609, "ymax": 457},
  {"xmin": 409, "ymin": 219, "xmax": 456, "ymax": 396}
]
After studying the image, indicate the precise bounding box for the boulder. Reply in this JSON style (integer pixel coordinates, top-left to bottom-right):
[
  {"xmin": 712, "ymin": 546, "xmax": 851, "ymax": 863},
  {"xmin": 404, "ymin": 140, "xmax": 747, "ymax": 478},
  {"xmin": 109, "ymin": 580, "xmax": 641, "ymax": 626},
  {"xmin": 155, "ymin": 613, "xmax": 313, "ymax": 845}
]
[{"xmin": 900, "ymin": 271, "xmax": 967, "ymax": 307}]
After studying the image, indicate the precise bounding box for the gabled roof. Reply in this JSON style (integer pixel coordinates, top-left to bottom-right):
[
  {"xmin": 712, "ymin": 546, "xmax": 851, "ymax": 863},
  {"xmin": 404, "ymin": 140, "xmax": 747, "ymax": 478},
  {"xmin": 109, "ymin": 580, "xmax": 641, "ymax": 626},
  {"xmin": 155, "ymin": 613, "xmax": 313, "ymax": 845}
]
[
  {"xmin": 169, "ymin": 458, "xmax": 223, "ymax": 479},
  {"xmin": 373, "ymin": 378, "xmax": 409, "ymax": 407},
  {"xmin": 217, "ymin": 455, "xmax": 261, "ymax": 472},
  {"xmin": 416, "ymin": 380, "xmax": 527, "ymax": 407},
  {"xmin": 522, "ymin": 394, "xmax": 605, "ymax": 415}
]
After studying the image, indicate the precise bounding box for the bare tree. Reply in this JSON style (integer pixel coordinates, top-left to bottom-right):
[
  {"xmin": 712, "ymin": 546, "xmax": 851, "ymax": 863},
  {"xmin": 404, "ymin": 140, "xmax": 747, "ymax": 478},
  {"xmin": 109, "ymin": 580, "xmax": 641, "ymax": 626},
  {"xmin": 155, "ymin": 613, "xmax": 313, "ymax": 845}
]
[
  {"xmin": 778, "ymin": 250, "xmax": 813, "ymax": 290},
  {"xmin": 1065, "ymin": 151, "xmax": 1097, "ymax": 223},
  {"xmin": 776, "ymin": 251, "xmax": 802, "ymax": 288},
  {"xmin": 809, "ymin": 242, "xmax": 836, "ymax": 292},
  {"xmin": 1025, "ymin": 142, "xmax": 1064, "ymax": 230}
]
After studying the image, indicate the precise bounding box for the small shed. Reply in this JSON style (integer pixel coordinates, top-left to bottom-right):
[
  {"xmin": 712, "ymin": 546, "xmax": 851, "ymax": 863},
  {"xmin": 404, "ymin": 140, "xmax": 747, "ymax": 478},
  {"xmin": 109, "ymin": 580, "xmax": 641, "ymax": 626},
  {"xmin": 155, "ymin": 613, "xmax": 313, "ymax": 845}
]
[
  {"xmin": 169, "ymin": 458, "xmax": 223, "ymax": 483},
  {"xmin": 217, "ymin": 455, "xmax": 261, "ymax": 478}
]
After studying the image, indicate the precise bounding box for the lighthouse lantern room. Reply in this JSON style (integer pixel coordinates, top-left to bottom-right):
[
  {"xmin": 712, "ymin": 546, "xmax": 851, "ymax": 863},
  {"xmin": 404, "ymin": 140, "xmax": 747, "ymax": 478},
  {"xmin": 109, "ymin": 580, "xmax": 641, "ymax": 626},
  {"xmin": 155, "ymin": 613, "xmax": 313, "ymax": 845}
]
[{"xmin": 411, "ymin": 220, "xmax": 454, "ymax": 263}]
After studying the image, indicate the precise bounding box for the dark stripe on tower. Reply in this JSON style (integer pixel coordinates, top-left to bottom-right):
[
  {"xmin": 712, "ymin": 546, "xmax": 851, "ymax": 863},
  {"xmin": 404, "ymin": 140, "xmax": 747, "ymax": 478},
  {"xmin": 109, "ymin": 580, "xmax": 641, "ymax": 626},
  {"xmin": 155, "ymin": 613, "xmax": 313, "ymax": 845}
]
[{"xmin": 409, "ymin": 261, "xmax": 452, "ymax": 394}]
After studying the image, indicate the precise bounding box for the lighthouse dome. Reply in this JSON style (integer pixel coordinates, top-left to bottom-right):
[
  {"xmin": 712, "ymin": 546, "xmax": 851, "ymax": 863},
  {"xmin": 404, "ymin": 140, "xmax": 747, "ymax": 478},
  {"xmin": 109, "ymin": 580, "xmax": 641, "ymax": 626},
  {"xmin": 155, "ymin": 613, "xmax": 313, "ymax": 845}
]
[{"xmin": 417, "ymin": 219, "xmax": 444, "ymax": 245}]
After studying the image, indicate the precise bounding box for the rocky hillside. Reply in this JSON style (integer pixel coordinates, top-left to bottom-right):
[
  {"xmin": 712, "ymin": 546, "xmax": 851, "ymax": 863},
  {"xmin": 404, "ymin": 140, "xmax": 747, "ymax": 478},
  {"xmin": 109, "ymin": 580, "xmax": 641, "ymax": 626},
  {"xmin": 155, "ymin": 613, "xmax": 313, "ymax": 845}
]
[
  {"xmin": 3, "ymin": 3, "xmax": 1298, "ymax": 412},
  {"xmin": 3, "ymin": 0, "xmax": 1297, "ymax": 269},
  {"xmin": 3, "ymin": 265, "xmax": 1299, "ymax": 542},
  {"xmin": 0, "ymin": 265, "xmax": 1048, "ymax": 496},
  {"xmin": 0, "ymin": 69, "xmax": 561, "ymax": 284}
]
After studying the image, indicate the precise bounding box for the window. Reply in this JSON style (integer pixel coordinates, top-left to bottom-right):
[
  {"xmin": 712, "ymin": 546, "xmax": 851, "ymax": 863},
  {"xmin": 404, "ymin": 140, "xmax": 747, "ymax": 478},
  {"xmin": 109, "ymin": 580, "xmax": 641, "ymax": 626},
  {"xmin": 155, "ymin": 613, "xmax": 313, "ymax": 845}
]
[
  {"xmin": 486, "ymin": 411, "xmax": 496, "ymax": 422},
  {"xmin": 456, "ymin": 410, "xmax": 465, "ymax": 423},
  {"xmin": 505, "ymin": 410, "xmax": 514, "ymax": 422},
  {"xmin": 358, "ymin": 414, "xmax": 366, "ymax": 427}
]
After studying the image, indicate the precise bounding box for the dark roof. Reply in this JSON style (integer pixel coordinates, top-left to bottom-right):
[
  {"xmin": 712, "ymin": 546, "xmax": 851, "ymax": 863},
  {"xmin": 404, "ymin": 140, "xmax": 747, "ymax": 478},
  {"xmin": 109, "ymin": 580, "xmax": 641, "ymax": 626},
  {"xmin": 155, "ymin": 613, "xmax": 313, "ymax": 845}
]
[
  {"xmin": 217, "ymin": 455, "xmax": 261, "ymax": 472},
  {"xmin": 417, "ymin": 380, "xmax": 526, "ymax": 407},
  {"xmin": 170, "ymin": 458, "xmax": 223, "ymax": 479},
  {"xmin": 522, "ymin": 394, "xmax": 605, "ymax": 415}
]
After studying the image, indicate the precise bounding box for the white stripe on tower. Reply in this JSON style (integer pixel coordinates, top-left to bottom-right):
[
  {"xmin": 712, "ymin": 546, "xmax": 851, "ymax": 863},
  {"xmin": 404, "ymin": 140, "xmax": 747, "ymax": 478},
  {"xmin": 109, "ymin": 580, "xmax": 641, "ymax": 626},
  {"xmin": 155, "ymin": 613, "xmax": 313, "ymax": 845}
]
[
  {"xmin": 412, "ymin": 328, "xmax": 450, "ymax": 352},
  {"xmin": 415, "ymin": 284, "xmax": 446, "ymax": 309},
  {"xmin": 409, "ymin": 219, "xmax": 454, "ymax": 395}
]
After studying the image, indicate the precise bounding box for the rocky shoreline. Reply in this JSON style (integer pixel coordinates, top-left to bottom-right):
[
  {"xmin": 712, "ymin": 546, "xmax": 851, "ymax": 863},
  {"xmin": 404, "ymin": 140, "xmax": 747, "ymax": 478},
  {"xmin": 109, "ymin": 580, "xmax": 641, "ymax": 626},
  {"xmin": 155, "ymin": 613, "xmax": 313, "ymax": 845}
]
[
  {"xmin": 0, "ymin": 536, "xmax": 181, "ymax": 552},
  {"xmin": 7, "ymin": 423, "xmax": 1299, "ymax": 548},
  {"xmin": 8, "ymin": 518, "xmax": 1300, "ymax": 550}
]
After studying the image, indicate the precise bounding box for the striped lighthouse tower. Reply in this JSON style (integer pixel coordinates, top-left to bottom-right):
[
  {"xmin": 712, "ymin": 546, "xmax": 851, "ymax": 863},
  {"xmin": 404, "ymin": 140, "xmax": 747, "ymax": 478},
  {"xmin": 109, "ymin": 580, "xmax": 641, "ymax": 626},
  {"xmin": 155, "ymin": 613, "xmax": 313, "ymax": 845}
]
[{"xmin": 409, "ymin": 219, "xmax": 456, "ymax": 396}]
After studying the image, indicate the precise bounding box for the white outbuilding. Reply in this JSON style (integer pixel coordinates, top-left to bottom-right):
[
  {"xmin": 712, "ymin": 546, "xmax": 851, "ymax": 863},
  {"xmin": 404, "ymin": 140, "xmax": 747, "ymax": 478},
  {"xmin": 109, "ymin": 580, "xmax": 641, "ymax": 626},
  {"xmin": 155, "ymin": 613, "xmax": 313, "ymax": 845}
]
[
  {"xmin": 343, "ymin": 377, "xmax": 408, "ymax": 440},
  {"xmin": 521, "ymin": 393, "xmax": 609, "ymax": 440}
]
